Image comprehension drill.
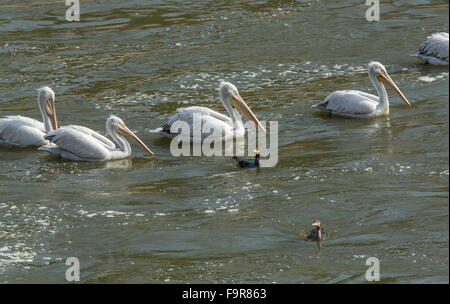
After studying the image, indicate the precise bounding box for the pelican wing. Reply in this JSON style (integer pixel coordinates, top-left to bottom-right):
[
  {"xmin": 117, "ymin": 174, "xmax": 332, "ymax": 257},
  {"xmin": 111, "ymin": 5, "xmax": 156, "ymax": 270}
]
[
  {"xmin": 315, "ymin": 90, "xmax": 378, "ymax": 116},
  {"xmin": 1, "ymin": 115, "xmax": 45, "ymax": 130},
  {"xmin": 182, "ymin": 106, "xmax": 231, "ymax": 121},
  {"xmin": 0, "ymin": 116, "xmax": 46, "ymax": 147},
  {"xmin": 152, "ymin": 106, "xmax": 232, "ymax": 136},
  {"xmin": 42, "ymin": 127, "xmax": 110, "ymax": 160},
  {"xmin": 170, "ymin": 106, "xmax": 232, "ymax": 125},
  {"xmin": 63, "ymin": 125, "xmax": 115, "ymax": 148},
  {"xmin": 414, "ymin": 32, "xmax": 449, "ymax": 65}
]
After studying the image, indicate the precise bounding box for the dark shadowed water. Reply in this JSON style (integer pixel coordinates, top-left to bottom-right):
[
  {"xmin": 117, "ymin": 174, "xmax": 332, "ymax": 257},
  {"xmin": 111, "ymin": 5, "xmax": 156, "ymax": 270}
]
[{"xmin": 0, "ymin": 0, "xmax": 448, "ymax": 283}]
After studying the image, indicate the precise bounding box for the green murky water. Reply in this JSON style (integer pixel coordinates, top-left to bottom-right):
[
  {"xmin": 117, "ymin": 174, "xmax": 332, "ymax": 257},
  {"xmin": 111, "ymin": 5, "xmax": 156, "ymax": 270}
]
[{"xmin": 0, "ymin": 0, "xmax": 448, "ymax": 283}]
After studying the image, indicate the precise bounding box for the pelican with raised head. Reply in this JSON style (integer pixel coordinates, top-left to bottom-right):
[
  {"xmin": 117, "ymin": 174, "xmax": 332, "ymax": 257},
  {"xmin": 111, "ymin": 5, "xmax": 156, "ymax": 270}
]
[
  {"xmin": 0, "ymin": 86, "xmax": 58, "ymax": 147},
  {"xmin": 150, "ymin": 82, "xmax": 265, "ymax": 142},
  {"xmin": 412, "ymin": 32, "xmax": 448, "ymax": 65},
  {"xmin": 314, "ymin": 62, "xmax": 411, "ymax": 118},
  {"xmin": 39, "ymin": 115, "xmax": 154, "ymax": 161}
]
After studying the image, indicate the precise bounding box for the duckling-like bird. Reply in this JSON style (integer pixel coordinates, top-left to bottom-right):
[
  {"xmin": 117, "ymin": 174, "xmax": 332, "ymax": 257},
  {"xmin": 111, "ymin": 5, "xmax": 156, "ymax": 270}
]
[
  {"xmin": 0, "ymin": 87, "xmax": 58, "ymax": 147},
  {"xmin": 314, "ymin": 62, "xmax": 411, "ymax": 118},
  {"xmin": 233, "ymin": 150, "xmax": 260, "ymax": 168},
  {"xmin": 307, "ymin": 220, "xmax": 327, "ymax": 241},
  {"xmin": 412, "ymin": 32, "xmax": 449, "ymax": 66}
]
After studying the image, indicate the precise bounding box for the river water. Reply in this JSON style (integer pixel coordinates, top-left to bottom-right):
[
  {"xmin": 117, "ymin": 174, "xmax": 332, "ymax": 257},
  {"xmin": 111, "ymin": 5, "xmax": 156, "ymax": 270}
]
[{"xmin": 0, "ymin": 0, "xmax": 448, "ymax": 283}]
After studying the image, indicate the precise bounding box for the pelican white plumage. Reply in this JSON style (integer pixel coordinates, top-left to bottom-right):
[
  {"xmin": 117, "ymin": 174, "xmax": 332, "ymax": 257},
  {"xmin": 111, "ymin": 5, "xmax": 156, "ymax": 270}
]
[
  {"xmin": 39, "ymin": 115, "xmax": 154, "ymax": 161},
  {"xmin": 0, "ymin": 87, "xmax": 58, "ymax": 147},
  {"xmin": 314, "ymin": 62, "xmax": 411, "ymax": 118},
  {"xmin": 412, "ymin": 32, "xmax": 449, "ymax": 65},
  {"xmin": 150, "ymin": 82, "xmax": 265, "ymax": 142}
]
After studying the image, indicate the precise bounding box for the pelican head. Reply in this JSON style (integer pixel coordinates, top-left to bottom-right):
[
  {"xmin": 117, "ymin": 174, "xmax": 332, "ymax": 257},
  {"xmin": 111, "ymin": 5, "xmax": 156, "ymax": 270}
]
[
  {"xmin": 106, "ymin": 115, "xmax": 155, "ymax": 156},
  {"xmin": 312, "ymin": 220, "xmax": 321, "ymax": 228},
  {"xmin": 38, "ymin": 86, "xmax": 58, "ymax": 130},
  {"xmin": 219, "ymin": 82, "xmax": 266, "ymax": 132},
  {"xmin": 368, "ymin": 62, "xmax": 411, "ymax": 106}
]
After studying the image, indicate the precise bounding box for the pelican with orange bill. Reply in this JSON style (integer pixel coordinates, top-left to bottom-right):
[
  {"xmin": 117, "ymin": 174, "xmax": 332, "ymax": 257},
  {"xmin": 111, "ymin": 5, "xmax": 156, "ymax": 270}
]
[
  {"xmin": 314, "ymin": 62, "xmax": 411, "ymax": 118},
  {"xmin": 0, "ymin": 86, "xmax": 58, "ymax": 147},
  {"xmin": 151, "ymin": 82, "xmax": 265, "ymax": 142},
  {"xmin": 39, "ymin": 115, "xmax": 154, "ymax": 161}
]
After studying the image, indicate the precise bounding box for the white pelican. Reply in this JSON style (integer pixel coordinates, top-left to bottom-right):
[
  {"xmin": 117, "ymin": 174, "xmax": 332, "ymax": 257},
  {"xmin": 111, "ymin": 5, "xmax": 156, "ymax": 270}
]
[
  {"xmin": 412, "ymin": 32, "xmax": 449, "ymax": 65},
  {"xmin": 39, "ymin": 115, "xmax": 154, "ymax": 161},
  {"xmin": 0, "ymin": 87, "xmax": 58, "ymax": 147},
  {"xmin": 314, "ymin": 62, "xmax": 411, "ymax": 118},
  {"xmin": 150, "ymin": 82, "xmax": 265, "ymax": 142}
]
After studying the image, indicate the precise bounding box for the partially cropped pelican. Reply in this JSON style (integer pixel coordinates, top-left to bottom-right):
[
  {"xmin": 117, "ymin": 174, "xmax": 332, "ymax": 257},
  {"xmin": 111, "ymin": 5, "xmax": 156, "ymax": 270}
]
[
  {"xmin": 150, "ymin": 82, "xmax": 265, "ymax": 142},
  {"xmin": 314, "ymin": 62, "xmax": 411, "ymax": 118},
  {"xmin": 0, "ymin": 87, "xmax": 58, "ymax": 147},
  {"xmin": 39, "ymin": 115, "xmax": 154, "ymax": 161},
  {"xmin": 412, "ymin": 32, "xmax": 449, "ymax": 65}
]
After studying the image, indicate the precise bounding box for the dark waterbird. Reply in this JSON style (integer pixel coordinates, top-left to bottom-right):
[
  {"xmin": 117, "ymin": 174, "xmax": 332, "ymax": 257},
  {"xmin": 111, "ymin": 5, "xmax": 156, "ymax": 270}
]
[
  {"xmin": 307, "ymin": 220, "xmax": 327, "ymax": 241},
  {"xmin": 233, "ymin": 150, "xmax": 260, "ymax": 168}
]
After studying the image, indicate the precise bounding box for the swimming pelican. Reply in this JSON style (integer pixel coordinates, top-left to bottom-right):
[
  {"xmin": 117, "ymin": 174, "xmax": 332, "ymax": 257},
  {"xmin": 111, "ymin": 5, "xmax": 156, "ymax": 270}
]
[
  {"xmin": 0, "ymin": 87, "xmax": 58, "ymax": 147},
  {"xmin": 39, "ymin": 115, "xmax": 154, "ymax": 161},
  {"xmin": 412, "ymin": 32, "xmax": 449, "ymax": 65},
  {"xmin": 314, "ymin": 62, "xmax": 411, "ymax": 118},
  {"xmin": 150, "ymin": 82, "xmax": 265, "ymax": 142}
]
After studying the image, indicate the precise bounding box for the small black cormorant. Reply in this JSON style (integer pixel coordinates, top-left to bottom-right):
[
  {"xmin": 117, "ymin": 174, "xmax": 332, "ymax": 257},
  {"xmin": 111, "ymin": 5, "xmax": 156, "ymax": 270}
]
[{"xmin": 233, "ymin": 150, "xmax": 260, "ymax": 168}]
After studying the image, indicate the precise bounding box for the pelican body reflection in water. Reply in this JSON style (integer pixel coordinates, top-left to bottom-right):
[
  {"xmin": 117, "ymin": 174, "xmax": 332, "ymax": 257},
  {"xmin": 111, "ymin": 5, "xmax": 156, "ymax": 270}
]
[
  {"xmin": 0, "ymin": 87, "xmax": 58, "ymax": 147},
  {"xmin": 314, "ymin": 62, "xmax": 411, "ymax": 118},
  {"xmin": 39, "ymin": 115, "xmax": 154, "ymax": 161}
]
